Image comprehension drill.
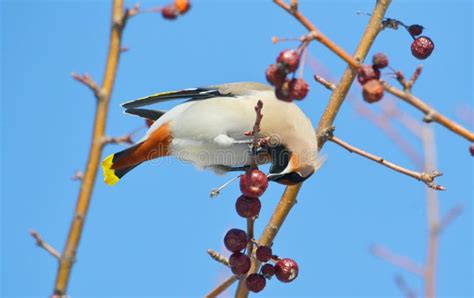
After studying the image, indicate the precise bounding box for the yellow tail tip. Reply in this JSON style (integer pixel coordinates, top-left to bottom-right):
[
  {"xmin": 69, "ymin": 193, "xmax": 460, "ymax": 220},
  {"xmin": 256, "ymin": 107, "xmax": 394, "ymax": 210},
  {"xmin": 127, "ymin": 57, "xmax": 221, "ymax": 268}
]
[{"xmin": 101, "ymin": 154, "xmax": 119, "ymax": 186}]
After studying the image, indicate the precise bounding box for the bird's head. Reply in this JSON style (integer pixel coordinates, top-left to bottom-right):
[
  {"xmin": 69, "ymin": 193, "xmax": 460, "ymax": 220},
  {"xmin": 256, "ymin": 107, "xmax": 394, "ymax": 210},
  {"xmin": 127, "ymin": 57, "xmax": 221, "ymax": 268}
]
[{"xmin": 265, "ymin": 144, "xmax": 321, "ymax": 185}]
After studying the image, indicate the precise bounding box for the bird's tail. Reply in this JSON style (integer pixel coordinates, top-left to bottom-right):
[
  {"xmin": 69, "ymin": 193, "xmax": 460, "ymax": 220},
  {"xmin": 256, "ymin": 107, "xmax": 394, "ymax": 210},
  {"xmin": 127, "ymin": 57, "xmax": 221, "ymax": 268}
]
[{"xmin": 101, "ymin": 143, "xmax": 144, "ymax": 186}]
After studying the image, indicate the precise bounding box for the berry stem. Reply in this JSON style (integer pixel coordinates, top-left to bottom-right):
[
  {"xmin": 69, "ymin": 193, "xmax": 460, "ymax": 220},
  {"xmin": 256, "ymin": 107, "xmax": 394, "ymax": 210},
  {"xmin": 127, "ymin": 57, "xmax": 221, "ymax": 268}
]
[{"xmin": 209, "ymin": 175, "xmax": 242, "ymax": 198}]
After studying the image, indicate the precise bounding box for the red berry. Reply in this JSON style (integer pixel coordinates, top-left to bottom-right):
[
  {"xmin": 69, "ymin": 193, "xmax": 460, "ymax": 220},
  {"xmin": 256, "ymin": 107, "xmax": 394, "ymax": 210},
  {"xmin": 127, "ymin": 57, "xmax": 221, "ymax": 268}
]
[
  {"xmin": 235, "ymin": 195, "xmax": 261, "ymax": 218},
  {"xmin": 224, "ymin": 229, "xmax": 248, "ymax": 253},
  {"xmin": 256, "ymin": 246, "xmax": 272, "ymax": 262},
  {"xmin": 469, "ymin": 144, "xmax": 474, "ymax": 156},
  {"xmin": 411, "ymin": 36, "xmax": 434, "ymax": 60},
  {"xmin": 161, "ymin": 5, "xmax": 178, "ymax": 20},
  {"xmin": 174, "ymin": 0, "xmax": 191, "ymax": 14},
  {"xmin": 275, "ymin": 258, "xmax": 299, "ymax": 283},
  {"xmin": 277, "ymin": 49, "xmax": 300, "ymax": 73},
  {"xmin": 357, "ymin": 65, "xmax": 381, "ymax": 85},
  {"xmin": 239, "ymin": 169, "xmax": 269, "ymax": 198},
  {"xmin": 261, "ymin": 263, "xmax": 275, "ymax": 278},
  {"xmin": 362, "ymin": 79, "xmax": 384, "ymax": 103},
  {"xmin": 288, "ymin": 78, "xmax": 309, "ymax": 100},
  {"xmin": 408, "ymin": 24, "xmax": 424, "ymax": 37},
  {"xmin": 275, "ymin": 83, "xmax": 292, "ymax": 102},
  {"xmin": 229, "ymin": 252, "xmax": 251, "ymax": 275},
  {"xmin": 245, "ymin": 273, "xmax": 266, "ymax": 293},
  {"xmin": 265, "ymin": 64, "xmax": 286, "ymax": 87},
  {"xmin": 145, "ymin": 119, "xmax": 154, "ymax": 128},
  {"xmin": 372, "ymin": 53, "xmax": 389, "ymax": 69}
]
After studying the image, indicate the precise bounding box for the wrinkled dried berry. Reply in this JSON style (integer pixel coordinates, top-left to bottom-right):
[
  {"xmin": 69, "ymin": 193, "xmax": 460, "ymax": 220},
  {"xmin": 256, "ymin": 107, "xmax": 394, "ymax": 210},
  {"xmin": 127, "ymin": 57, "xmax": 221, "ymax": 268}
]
[
  {"xmin": 161, "ymin": 5, "xmax": 178, "ymax": 20},
  {"xmin": 236, "ymin": 195, "xmax": 261, "ymax": 218},
  {"xmin": 275, "ymin": 81, "xmax": 292, "ymax": 102},
  {"xmin": 277, "ymin": 49, "xmax": 300, "ymax": 73},
  {"xmin": 246, "ymin": 273, "xmax": 266, "ymax": 292},
  {"xmin": 261, "ymin": 263, "xmax": 275, "ymax": 278},
  {"xmin": 256, "ymin": 246, "xmax": 273, "ymax": 262},
  {"xmin": 240, "ymin": 169, "xmax": 269, "ymax": 198},
  {"xmin": 469, "ymin": 144, "xmax": 474, "ymax": 156},
  {"xmin": 372, "ymin": 53, "xmax": 389, "ymax": 69},
  {"xmin": 275, "ymin": 258, "xmax": 299, "ymax": 283},
  {"xmin": 288, "ymin": 78, "xmax": 309, "ymax": 100},
  {"xmin": 265, "ymin": 64, "xmax": 286, "ymax": 87},
  {"xmin": 408, "ymin": 24, "xmax": 424, "ymax": 36},
  {"xmin": 411, "ymin": 36, "xmax": 434, "ymax": 60},
  {"xmin": 362, "ymin": 79, "xmax": 384, "ymax": 103},
  {"xmin": 224, "ymin": 229, "xmax": 248, "ymax": 253},
  {"xmin": 357, "ymin": 65, "xmax": 381, "ymax": 85}
]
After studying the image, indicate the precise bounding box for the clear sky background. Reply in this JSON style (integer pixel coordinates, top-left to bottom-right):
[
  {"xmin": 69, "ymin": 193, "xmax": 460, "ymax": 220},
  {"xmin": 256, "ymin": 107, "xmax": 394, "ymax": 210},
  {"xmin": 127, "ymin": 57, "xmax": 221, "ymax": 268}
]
[{"xmin": 1, "ymin": 0, "xmax": 473, "ymax": 297}]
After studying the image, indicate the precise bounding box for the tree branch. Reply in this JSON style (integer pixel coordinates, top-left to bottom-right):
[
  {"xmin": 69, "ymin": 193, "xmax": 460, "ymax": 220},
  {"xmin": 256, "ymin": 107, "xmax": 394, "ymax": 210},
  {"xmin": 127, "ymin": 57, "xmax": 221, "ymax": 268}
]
[
  {"xmin": 30, "ymin": 230, "xmax": 62, "ymax": 261},
  {"xmin": 370, "ymin": 245, "xmax": 424, "ymax": 276},
  {"xmin": 327, "ymin": 131, "xmax": 445, "ymax": 190},
  {"xmin": 53, "ymin": 1, "xmax": 128, "ymax": 295},
  {"xmin": 206, "ymin": 275, "xmax": 239, "ymax": 298},
  {"xmin": 382, "ymin": 81, "xmax": 474, "ymax": 142}
]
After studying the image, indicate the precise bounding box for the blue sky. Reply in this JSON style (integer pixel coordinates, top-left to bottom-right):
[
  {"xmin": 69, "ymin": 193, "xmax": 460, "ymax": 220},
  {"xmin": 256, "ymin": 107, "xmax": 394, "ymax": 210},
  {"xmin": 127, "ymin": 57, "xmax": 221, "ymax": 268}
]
[{"xmin": 1, "ymin": 0, "xmax": 473, "ymax": 297}]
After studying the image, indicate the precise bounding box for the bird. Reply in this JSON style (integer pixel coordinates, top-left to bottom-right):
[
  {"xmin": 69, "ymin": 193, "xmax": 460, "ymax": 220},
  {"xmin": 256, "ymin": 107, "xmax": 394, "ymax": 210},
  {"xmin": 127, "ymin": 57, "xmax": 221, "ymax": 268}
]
[{"xmin": 101, "ymin": 82, "xmax": 321, "ymax": 186}]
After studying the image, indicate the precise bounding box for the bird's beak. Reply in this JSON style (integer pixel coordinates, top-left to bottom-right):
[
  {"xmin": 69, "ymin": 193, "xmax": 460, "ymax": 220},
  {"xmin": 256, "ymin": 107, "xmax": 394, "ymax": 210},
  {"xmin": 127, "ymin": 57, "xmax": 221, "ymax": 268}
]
[{"xmin": 267, "ymin": 171, "xmax": 313, "ymax": 185}]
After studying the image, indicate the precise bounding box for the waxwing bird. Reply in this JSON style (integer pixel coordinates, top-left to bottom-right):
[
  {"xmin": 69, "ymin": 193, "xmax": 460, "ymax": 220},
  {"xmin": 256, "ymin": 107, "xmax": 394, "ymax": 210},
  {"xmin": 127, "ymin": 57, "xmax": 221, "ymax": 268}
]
[{"xmin": 102, "ymin": 82, "xmax": 320, "ymax": 186}]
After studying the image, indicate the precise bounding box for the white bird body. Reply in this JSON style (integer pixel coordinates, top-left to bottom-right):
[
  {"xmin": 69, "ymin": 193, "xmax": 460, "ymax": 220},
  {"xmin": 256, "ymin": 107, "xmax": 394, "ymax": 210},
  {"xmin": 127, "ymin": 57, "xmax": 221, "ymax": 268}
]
[{"xmin": 102, "ymin": 82, "xmax": 319, "ymax": 185}]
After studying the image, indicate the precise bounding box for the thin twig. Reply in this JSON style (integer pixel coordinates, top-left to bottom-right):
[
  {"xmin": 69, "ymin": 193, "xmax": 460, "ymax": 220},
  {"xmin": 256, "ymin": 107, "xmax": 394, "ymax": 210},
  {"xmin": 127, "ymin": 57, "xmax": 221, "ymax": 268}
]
[
  {"xmin": 30, "ymin": 230, "xmax": 62, "ymax": 261},
  {"xmin": 437, "ymin": 204, "xmax": 464, "ymax": 233},
  {"xmin": 206, "ymin": 275, "xmax": 238, "ymax": 298},
  {"xmin": 382, "ymin": 81, "xmax": 474, "ymax": 142},
  {"xmin": 313, "ymin": 74, "xmax": 336, "ymax": 90},
  {"xmin": 327, "ymin": 132, "xmax": 445, "ymax": 190},
  {"xmin": 394, "ymin": 274, "xmax": 418, "ymax": 298},
  {"xmin": 207, "ymin": 249, "xmax": 230, "ymax": 267},
  {"xmin": 406, "ymin": 65, "xmax": 423, "ymax": 92},
  {"xmin": 70, "ymin": 73, "xmax": 102, "ymax": 99},
  {"xmin": 370, "ymin": 245, "xmax": 424, "ymax": 276},
  {"xmin": 354, "ymin": 100, "xmax": 424, "ymax": 169},
  {"xmin": 102, "ymin": 134, "xmax": 134, "ymax": 146},
  {"xmin": 53, "ymin": 0, "xmax": 128, "ymax": 295}
]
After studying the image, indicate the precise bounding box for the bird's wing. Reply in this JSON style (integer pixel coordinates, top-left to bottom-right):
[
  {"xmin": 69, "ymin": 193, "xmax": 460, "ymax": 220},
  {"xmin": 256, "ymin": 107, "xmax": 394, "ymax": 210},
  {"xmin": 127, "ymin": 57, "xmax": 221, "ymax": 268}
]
[
  {"xmin": 120, "ymin": 82, "xmax": 272, "ymax": 109},
  {"xmin": 124, "ymin": 108, "xmax": 166, "ymax": 120}
]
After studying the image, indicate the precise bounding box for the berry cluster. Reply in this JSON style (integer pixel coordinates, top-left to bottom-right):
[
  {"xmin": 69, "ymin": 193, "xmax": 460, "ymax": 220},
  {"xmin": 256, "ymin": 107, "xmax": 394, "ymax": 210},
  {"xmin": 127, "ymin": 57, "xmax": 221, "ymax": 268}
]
[
  {"xmin": 161, "ymin": 0, "xmax": 191, "ymax": 20},
  {"xmin": 221, "ymin": 167, "xmax": 299, "ymax": 292},
  {"xmin": 404, "ymin": 24, "xmax": 434, "ymax": 60},
  {"xmin": 265, "ymin": 49, "xmax": 309, "ymax": 102},
  {"xmin": 357, "ymin": 53, "xmax": 388, "ymax": 103},
  {"xmin": 223, "ymin": 229, "xmax": 300, "ymax": 293}
]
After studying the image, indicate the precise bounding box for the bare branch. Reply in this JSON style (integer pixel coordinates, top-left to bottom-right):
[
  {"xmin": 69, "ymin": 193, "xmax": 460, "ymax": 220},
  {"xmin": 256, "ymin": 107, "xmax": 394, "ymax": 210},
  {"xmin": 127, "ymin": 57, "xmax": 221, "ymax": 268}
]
[
  {"xmin": 438, "ymin": 204, "xmax": 464, "ymax": 233},
  {"xmin": 394, "ymin": 274, "xmax": 418, "ymax": 298},
  {"xmin": 326, "ymin": 130, "xmax": 445, "ymax": 190},
  {"xmin": 273, "ymin": 0, "xmax": 359, "ymax": 68},
  {"xmin": 382, "ymin": 81, "xmax": 474, "ymax": 142},
  {"xmin": 205, "ymin": 275, "xmax": 238, "ymax": 298},
  {"xmin": 30, "ymin": 230, "xmax": 61, "ymax": 261},
  {"xmin": 70, "ymin": 72, "xmax": 102, "ymax": 99},
  {"xmin": 370, "ymin": 245, "xmax": 424, "ymax": 276}
]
